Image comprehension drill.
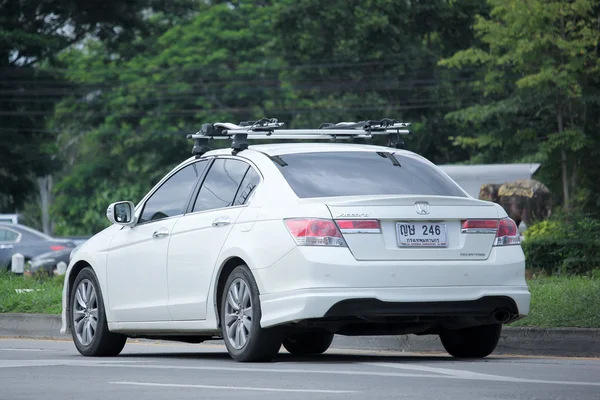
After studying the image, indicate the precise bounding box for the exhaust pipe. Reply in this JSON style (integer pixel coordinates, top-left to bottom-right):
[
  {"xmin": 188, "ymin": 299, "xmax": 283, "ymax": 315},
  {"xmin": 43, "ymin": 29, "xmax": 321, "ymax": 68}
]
[{"xmin": 493, "ymin": 309, "xmax": 511, "ymax": 323}]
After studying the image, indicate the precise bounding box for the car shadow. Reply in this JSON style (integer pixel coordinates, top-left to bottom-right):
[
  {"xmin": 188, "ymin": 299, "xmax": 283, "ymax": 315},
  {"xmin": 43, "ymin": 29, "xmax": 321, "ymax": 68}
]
[{"xmin": 117, "ymin": 348, "xmax": 506, "ymax": 364}]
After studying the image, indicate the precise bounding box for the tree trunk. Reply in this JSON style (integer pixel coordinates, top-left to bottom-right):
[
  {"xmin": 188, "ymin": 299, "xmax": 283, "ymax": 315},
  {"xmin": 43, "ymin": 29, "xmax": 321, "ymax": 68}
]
[
  {"xmin": 37, "ymin": 175, "xmax": 53, "ymax": 235},
  {"xmin": 557, "ymin": 109, "xmax": 570, "ymax": 211},
  {"xmin": 571, "ymin": 159, "xmax": 577, "ymax": 199}
]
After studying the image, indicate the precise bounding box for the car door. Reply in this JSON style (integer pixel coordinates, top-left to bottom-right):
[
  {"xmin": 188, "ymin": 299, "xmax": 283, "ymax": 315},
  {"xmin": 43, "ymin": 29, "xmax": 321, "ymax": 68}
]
[
  {"xmin": 0, "ymin": 227, "xmax": 20, "ymax": 270},
  {"xmin": 105, "ymin": 161, "xmax": 207, "ymax": 322},
  {"xmin": 167, "ymin": 157, "xmax": 261, "ymax": 320}
]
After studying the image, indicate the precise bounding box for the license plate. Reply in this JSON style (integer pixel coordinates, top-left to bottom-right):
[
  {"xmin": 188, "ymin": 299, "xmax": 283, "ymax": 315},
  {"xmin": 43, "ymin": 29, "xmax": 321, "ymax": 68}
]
[{"xmin": 396, "ymin": 222, "xmax": 448, "ymax": 247}]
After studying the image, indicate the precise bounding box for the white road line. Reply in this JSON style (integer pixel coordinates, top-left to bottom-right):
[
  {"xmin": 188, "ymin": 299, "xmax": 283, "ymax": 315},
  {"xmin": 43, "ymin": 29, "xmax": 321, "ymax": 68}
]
[
  {"xmin": 0, "ymin": 359, "xmax": 149, "ymax": 369},
  {"xmin": 0, "ymin": 348, "xmax": 50, "ymax": 352},
  {"xmin": 363, "ymin": 362, "xmax": 600, "ymax": 387},
  {"xmin": 94, "ymin": 363, "xmax": 440, "ymax": 379},
  {"xmin": 110, "ymin": 381, "xmax": 356, "ymax": 394}
]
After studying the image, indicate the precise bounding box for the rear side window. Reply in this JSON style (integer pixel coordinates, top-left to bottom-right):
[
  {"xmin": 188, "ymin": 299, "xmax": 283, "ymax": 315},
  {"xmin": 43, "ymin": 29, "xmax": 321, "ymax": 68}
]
[
  {"xmin": 233, "ymin": 167, "xmax": 260, "ymax": 206},
  {"xmin": 193, "ymin": 158, "xmax": 250, "ymax": 212},
  {"xmin": 272, "ymin": 151, "xmax": 466, "ymax": 198}
]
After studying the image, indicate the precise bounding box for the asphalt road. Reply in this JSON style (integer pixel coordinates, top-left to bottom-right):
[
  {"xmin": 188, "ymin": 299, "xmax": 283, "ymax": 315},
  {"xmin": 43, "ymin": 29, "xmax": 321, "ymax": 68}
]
[{"xmin": 1, "ymin": 338, "xmax": 600, "ymax": 400}]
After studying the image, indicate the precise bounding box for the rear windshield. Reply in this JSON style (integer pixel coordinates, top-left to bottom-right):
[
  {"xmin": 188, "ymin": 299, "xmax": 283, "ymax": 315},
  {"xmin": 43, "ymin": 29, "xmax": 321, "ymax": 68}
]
[{"xmin": 272, "ymin": 151, "xmax": 466, "ymax": 198}]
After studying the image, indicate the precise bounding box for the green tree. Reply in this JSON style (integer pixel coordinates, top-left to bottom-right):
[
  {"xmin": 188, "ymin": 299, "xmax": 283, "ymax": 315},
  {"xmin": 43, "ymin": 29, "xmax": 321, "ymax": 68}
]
[
  {"xmin": 440, "ymin": 0, "xmax": 600, "ymax": 211},
  {"xmin": 51, "ymin": 1, "xmax": 281, "ymax": 235},
  {"xmin": 272, "ymin": 0, "xmax": 489, "ymax": 163},
  {"xmin": 0, "ymin": 0, "xmax": 197, "ymax": 217}
]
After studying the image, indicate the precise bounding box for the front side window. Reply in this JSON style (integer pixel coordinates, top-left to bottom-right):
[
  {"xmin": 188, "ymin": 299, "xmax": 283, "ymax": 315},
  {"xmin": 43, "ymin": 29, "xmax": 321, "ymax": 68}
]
[
  {"xmin": 0, "ymin": 229, "xmax": 19, "ymax": 242},
  {"xmin": 193, "ymin": 158, "xmax": 249, "ymax": 213},
  {"xmin": 139, "ymin": 161, "xmax": 207, "ymax": 223},
  {"xmin": 272, "ymin": 151, "xmax": 466, "ymax": 198}
]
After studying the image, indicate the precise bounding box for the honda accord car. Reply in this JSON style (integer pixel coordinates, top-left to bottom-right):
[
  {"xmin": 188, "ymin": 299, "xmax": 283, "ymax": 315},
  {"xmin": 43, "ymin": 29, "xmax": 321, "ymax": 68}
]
[{"xmin": 61, "ymin": 141, "xmax": 530, "ymax": 362}]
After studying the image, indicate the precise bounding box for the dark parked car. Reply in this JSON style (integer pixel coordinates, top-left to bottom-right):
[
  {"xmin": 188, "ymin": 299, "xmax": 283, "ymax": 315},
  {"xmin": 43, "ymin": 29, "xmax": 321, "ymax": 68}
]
[
  {"xmin": 0, "ymin": 223, "xmax": 76, "ymax": 271},
  {"xmin": 28, "ymin": 248, "xmax": 73, "ymax": 275}
]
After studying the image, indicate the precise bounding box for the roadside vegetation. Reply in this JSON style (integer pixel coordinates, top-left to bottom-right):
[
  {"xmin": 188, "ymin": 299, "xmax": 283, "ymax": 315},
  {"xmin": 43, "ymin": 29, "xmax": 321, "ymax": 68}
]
[
  {"xmin": 523, "ymin": 213, "xmax": 600, "ymax": 277},
  {"xmin": 0, "ymin": 272, "xmax": 63, "ymax": 314},
  {"xmin": 510, "ymin": 276, "xmax": 600, "ymax": 329}
]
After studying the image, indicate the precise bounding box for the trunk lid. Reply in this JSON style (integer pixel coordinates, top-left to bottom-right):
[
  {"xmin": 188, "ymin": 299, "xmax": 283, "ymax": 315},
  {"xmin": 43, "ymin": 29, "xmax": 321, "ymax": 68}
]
[{"xmin": 324, "ymin": 195, "xmax": 500, "ymax": 261}]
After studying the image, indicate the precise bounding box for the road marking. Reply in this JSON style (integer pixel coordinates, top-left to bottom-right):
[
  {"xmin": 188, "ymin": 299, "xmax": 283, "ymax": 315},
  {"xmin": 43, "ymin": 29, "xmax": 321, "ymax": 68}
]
[
  {"xmin": 95, "ymin": 362, "xmax": 600, "ymax": 387},
  {"xmin": 363, "ymin": 362, "xmax": 600, "ymax": 387},
  {"xmin": 0, "ymin": 359, "xmax": 149, "ymax": 369},
  {"xmin": 0, "ymin": 348, "xmax": 50, "ymax": 352},
  {"xmin": 110, "ymin": 381, "xmax": 356, "ymax": 394},
  {"xmin": 3, "ymin": 357, "xmax": 599, "ymax": 388},
  {"xmin": 95, "ymin": 363, "xmax": 440, "ymax": 379}
]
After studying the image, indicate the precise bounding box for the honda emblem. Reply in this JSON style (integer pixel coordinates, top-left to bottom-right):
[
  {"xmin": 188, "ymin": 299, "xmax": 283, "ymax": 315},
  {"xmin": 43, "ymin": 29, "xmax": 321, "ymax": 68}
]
[{"xmin": 414, "ymin": 202, "xmax": 430, "ymax": 215}]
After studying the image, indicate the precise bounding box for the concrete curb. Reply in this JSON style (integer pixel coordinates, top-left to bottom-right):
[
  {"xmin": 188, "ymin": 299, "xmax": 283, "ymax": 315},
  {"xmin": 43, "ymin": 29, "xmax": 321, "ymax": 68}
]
[
  {"xmin": 0, "ymin": 313, "xmax": 64, "ymax": 339},
  {"xmin": 332, "ymin": 327, "xmax": 600, "ymax": 357},
  {"xmin": 1, "ymin": 313, "xmax": 599, "ymax": 357}
]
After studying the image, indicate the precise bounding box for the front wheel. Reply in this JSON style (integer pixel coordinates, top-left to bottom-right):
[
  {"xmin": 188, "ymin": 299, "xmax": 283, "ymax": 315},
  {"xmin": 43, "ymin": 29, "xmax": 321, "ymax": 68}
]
[
  {"xmin": 69, "ymin": 267, "xmax": 127, "ymax": 356},
  {"xmin": 220, "ymin": 265, "xmax": 282, "ymax": 362},
  {"xmin": 283, "ymin": 332, "xmax": 334, "ymax": 355},
  {"xmin": 440, "ymin": 323, "xmax": 502, "ymax": 358}
]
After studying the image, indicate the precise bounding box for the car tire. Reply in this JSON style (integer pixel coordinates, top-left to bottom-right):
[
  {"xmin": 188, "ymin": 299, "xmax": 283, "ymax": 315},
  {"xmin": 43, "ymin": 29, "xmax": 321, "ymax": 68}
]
[
  {"xmin": 69, "ymin": 267, "xmax": 127, "ymax": 357},
  {"xmin": 220, "ymin": 265, "xmax": 282, "ymax": 362},
  {"xmin": 282, "ymin": 332, "xmax": 334, "ymax": 355},
  {"xmin": 439, "ymin": 323, "xmax": 502, "ymax": 358}
]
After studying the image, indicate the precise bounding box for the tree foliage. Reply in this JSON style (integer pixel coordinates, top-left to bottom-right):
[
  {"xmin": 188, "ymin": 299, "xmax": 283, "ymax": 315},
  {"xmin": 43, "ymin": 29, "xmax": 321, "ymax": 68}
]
[
  {"xmin": 3, "ymin": 0, "xmax": 599, "ymax": 235},
  {"xmin": 440, "ymin": 0, "xmax": 600, "ymax": 211},
  {"xmin": 0, "ymin": 0, "xmax": 197, "ymax": 213}
]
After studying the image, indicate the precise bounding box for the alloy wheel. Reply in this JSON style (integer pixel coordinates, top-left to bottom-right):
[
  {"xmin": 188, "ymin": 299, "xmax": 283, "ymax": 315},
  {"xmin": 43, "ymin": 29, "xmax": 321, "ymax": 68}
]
[
  {"xmin": 224, "ymin": 278, "xmax": 253, "ymax": 349},
  {"xmin": 72, "ymin": 279, "xmax": 98, "ymax": 346}
]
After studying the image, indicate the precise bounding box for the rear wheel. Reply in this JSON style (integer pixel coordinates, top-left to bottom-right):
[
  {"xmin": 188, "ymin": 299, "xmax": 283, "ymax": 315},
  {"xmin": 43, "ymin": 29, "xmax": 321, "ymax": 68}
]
[
  {"xmin": 220, "ymin": 265, "xmax": 282, "ymax": 362},
  {"xmin": 440, "ymin": 323, "xmax": 502, "ymax": 358},
  {"xmin": 283, "ymin": 332, "xmax": 334, "ymax": 355},
  {"xmin": 69, "ymin": 267, "xmax": 127, "ymax": 356}
]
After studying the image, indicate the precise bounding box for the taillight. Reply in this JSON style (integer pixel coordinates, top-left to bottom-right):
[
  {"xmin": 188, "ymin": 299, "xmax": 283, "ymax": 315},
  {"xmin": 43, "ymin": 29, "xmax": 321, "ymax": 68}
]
[
  {"xmin": 284, "ymin": 218, "xmax": 346, "ymax": 247},
  {"xmin": 50, "ymin": 245, "xmax": 66, "ymax": 251},
  {"xmin": 461, "ymin": 219, "xmax": 499, "ymax": 234},
  {"xmin": 461, "ymin": 218, "xmax": 520, "ymax": 246},
  {"xmin": 335, "ymin": 219, "xmax": 381, "ymax": 234},
  {"xmin": 495, "ymin": 218, "xmax": 520, "ymax": 246}
]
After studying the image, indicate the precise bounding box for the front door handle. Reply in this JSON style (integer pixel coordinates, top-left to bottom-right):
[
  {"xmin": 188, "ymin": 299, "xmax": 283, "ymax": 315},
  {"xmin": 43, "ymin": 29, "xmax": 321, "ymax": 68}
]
[
  {"xmin": 152, "ymin": 228, "xmax": 169, "ymax": 238},
  {"xmin": 212, "ymin": 216, "xmax": 231, "ymax": 227}
]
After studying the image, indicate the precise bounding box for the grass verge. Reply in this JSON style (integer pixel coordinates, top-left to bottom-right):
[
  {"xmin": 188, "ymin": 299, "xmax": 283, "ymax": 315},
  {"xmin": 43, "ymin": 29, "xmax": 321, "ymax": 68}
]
[
  {"xmin": 510, "ymin": 276, "xmax": 600, "ymax": 328},
  {"xmin": 1, "ymin": 273, "xmax": 599, "ymax": 328},
  {"xmin": 0, "ymin": 272, "xmax": 63, "ymax": 314}
]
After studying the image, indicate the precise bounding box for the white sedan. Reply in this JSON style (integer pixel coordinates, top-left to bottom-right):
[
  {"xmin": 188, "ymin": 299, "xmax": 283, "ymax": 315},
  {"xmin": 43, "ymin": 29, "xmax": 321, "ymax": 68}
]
[{"xmin": 61, "ymin": 143, "xmax": 530, "ymax": 361}]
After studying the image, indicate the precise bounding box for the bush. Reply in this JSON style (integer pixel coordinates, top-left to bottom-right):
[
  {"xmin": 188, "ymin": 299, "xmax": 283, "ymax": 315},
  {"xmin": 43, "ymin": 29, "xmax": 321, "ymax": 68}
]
[
  {"xmin": 523, "ymin": 238, "xmax": 600, "ymax": 275},
  {"xmin": 523, "ymin": 213, "xmax": 600, "ymax": 275}
]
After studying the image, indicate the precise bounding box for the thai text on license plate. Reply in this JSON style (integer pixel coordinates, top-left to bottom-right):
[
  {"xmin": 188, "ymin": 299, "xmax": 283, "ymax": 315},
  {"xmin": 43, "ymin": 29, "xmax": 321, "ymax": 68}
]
[{"xmin": 396, "ymin": 222, "xmax": 448, "ymax": 247}]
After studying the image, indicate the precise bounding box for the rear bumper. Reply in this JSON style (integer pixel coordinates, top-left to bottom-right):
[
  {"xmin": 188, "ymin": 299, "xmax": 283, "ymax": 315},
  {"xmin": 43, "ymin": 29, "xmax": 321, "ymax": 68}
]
[
  {"xmin": 259, "ymin": 286, "xmax": 530, "ymax": 328},
  {"xmin": 253, "ymin": 245, "xmax": 527, "ymax": 294}
]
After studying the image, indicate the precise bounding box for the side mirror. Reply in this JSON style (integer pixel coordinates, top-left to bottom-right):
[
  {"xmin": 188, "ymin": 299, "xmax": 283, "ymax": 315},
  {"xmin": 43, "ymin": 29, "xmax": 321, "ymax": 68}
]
[{"xmin": 106, "ymin": 201, "xmax": 135, "ymax": 226}]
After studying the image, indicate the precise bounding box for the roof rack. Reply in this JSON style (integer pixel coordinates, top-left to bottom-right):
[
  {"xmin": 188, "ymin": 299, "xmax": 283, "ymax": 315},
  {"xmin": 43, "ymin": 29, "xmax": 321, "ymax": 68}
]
[{"xmin": 186, "ymin": 118, "xmax": 411, "ymax": 157}]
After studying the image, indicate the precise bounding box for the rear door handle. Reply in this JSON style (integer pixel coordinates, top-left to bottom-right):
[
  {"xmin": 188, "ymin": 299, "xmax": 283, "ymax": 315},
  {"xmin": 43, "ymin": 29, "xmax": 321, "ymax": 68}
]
[
  {"xmin": 152, "ymin": 228, "xmax": 169, "ymax": 238},
  {"xmin": 212, "ymin": 216, "xmax": 231, "ymax": 227},
  {"xmin": 0, "ymin": 244, "xmax": 13, "ymax": 250}
]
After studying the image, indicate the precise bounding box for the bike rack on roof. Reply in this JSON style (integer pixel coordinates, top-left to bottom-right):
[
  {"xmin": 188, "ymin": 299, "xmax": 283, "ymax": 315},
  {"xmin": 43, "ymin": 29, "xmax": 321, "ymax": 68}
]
[{"xmin": 186, "ymin": 118, "xmax": 412, "ymax": 157}]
